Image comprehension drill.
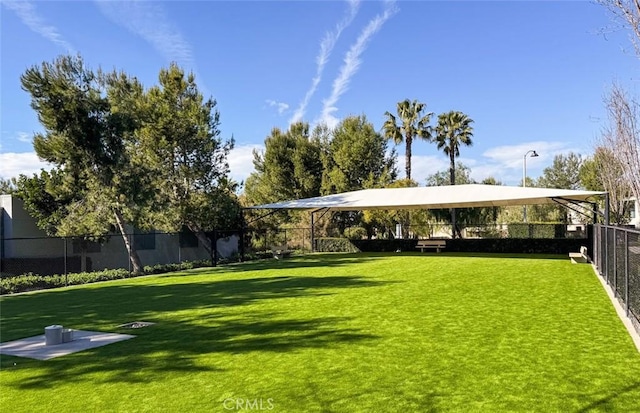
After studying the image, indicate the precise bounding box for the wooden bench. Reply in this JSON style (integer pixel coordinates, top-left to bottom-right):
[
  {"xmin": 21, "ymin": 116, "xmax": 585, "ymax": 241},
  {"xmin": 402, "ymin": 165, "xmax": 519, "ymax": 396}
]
[
  {"xmin": 569, "ymin": 246, "xmax": 588, "ymax": 264},
  {"xmin": 415, "ymin": 240, "xmax": 446, "ymax": 253},
  {"xmin": 271, "ymin": 245, "xmax": 291, "ymax": 259}
]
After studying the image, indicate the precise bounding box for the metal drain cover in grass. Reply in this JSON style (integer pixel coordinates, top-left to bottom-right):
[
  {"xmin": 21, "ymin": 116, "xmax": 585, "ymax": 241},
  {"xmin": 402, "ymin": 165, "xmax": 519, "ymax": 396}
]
[{"xmin": 117, "ymin": 321, "xmax": 155, "ymax": 329}]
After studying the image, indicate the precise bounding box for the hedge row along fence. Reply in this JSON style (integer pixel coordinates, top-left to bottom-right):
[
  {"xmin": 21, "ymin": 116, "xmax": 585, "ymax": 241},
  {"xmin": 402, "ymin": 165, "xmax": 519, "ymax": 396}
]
[{"xmin": 0, "ymin": 260, "xmax": 211, "ymax": 295}]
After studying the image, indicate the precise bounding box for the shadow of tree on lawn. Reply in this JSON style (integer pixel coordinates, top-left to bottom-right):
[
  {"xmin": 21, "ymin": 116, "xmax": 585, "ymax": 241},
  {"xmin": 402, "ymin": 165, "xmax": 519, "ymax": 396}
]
[
  {"xmin": 575, "ymin": 381, "xmax": 640, "ymax": 412},
  {"xmin": 1, "ymin": 273, "xmax": 387, "ymax": 389},
  {"xmin": 7, "ymin": 313, "xmax": 378, "ymax": 389}
]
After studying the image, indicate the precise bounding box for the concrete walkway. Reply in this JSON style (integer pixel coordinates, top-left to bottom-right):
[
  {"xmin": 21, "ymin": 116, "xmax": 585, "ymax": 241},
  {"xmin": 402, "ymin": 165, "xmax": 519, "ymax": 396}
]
[{"xmin": 0, "ymin": 330, "xmax": 135, "ymax": 360}]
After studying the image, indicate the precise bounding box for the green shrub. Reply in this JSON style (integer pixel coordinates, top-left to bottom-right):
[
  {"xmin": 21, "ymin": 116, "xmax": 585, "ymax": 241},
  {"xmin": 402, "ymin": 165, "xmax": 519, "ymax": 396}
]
[
  {"xmin": 0, "ymin": 260, "xmax": 211, "ymax": 295},
  {"xmin": 315, "ymin": 238, "xmax": 360, "ymax": 253},
  {"xmin": 507, "ymin": 224, "xmax": 530, "ymax": 238},
  {"xmin": 344, "ymin": 227, "xmax": 367, "ymax": 240},
  {"xmin": 508, "ymin": 224, "xmax": 560, "ymax": 239}
]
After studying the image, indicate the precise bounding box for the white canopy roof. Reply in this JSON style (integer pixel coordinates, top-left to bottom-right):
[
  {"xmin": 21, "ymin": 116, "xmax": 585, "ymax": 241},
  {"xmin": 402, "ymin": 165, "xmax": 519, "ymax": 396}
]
[{"xmin": 249, "ymin": 184, "xmax": 606, "ymax": 212}]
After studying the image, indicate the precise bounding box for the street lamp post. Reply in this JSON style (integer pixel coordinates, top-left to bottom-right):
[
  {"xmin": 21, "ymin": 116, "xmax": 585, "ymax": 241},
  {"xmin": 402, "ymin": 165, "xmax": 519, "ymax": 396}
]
[{"xmin": 523, "ymin": 150, "xmax": 539, "ymax": 222}]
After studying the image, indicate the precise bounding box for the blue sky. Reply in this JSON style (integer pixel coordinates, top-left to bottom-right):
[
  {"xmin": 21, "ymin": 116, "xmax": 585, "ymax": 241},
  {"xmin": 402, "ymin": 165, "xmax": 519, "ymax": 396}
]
[{"xmin": 1, "ymin": 0, "xmax": 638, "ymax": 188}]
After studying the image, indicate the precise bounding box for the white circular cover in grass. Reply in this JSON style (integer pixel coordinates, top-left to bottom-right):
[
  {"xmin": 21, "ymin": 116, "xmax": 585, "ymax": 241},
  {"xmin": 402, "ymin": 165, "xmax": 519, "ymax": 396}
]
[{"xmin": 116, "ymin": 321, "xmax": 155, "ymax": 329}]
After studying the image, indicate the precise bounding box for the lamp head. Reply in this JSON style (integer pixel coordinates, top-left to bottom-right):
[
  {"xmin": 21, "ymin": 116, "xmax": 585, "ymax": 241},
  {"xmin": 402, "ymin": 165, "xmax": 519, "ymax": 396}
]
[{"xmin": 530, "ymin": 150, "xmax": 539, "ymax": 157}]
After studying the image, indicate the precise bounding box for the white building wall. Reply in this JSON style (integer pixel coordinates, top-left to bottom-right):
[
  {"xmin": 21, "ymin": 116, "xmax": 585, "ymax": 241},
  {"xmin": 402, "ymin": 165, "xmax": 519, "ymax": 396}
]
[
  {"xmin": 1, "ymin": 195, "xmax": 63, "ymax": 258},
  {"xmin": 630, "ymin": 197, "xmax": 640, "ymax": 228},
  {"xmin": 2, "ymin": 195, "xmax": 236, "ymax": 274}
]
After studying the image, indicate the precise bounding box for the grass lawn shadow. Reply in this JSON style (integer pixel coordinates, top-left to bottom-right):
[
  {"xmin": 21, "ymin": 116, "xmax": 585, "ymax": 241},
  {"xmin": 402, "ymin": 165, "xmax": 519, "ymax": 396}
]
[
  {"xmin": 6, "ymin": 313, "xmax": 378, "ymax": 389},
  {"xmin": 575, "ymin": 382, "xmax": 640, "ymax": 412},
  {"xmin": 1, "ymin": 272, "xmax": 386, "ymax": 389}
]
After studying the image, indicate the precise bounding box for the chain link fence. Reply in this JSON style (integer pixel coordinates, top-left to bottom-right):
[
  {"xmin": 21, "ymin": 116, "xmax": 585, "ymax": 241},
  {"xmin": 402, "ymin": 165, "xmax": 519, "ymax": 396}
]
[{"xmin": 594, "ymin": 225, "xmax": 640, "ymax": 335}]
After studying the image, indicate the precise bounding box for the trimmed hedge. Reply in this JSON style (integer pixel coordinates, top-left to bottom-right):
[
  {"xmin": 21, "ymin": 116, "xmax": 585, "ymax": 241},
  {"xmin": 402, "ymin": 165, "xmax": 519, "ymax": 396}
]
[
  {"xmin": 446, "ymin": 238, "xmax": 589, "ymax": 254},
  {"xmin": 508, "ymin": 224, "xmax": 559, "ymax": 239},
  {"xmin": 0, "ymin": 260, "xmax": 212, "ymax": 295},
  {"xmin": 352, "ymin": 239, "xmax": 418, "ymax": 252},
  {"xmin": 315, "ymin": 238, "xmax": 360, "ymax": 253},
  {"xmin": 352, "ymin": 238, "xmax": 590, "ymax": 255}
]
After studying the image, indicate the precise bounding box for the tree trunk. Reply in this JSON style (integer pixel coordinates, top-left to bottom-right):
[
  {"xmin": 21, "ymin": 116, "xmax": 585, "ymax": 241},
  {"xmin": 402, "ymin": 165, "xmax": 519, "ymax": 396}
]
[
  {"xmin": 405, "ymin": 134, "xmax": 412, "ymax": 180},
  {"xmin": 186, "ymin": 222, "xmax": 214, "ymax": 256},
  {"xmin": 450, "ymin": 153, "xmax": 457, "ymax": 239},
  {"xmin": 113, "ymin": 209, "xmax": 143, "ymax": 274}
]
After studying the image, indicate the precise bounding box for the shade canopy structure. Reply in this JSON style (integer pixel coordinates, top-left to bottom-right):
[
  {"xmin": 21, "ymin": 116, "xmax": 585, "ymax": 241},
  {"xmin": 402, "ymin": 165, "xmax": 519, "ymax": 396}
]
[{"xmin": 248, "ymin": 184, "xmax": 607, "ymax": 213}]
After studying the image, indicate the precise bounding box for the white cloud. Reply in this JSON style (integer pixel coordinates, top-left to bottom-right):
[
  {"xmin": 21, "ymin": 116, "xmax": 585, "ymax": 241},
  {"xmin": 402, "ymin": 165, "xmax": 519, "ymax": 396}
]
[
  {"xmin": 290, "ymin": 0, "xmax": 360, "ymax": 125},
  {"xmin": 407, "ymin": 155, "xmax": 449, "ymax": 184},
  {"xmin": 403, "ymin": 141, "xmax": 581, "ymax": 186},
  {"xmin": 265, "ymin": 100, "xmax": 290, "ymax": 115},
  {"xmin": 2, "ymin": 0, "xmax": 75, "ymax": 52},
  {"xmin": 475, "ymin": 140, "xmax": 579, "ymax": 185},
  {"xmin": 96, "ymin": 1, "xmax": 194, "ymax": 66},
  {"xmin": 318, "ymin": 1, "xmax": 397, "ymax": 129},
  {"xmin": 227, "ymin": 144, "xmax": 263, "ymax": 184},
  {"xmin": 0, "ymin": 152, "xmax": 51, "ymax": 179},
  {"xmin": 482, "ymin": 141, "xmax": 571, "ymax": 169},
  {"xmin": 16, "ymin": 132, "xmax": 32, "ymax": 143}
]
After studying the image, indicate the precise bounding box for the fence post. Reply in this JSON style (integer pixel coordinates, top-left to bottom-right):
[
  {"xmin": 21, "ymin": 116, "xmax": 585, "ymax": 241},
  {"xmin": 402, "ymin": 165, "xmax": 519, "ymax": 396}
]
[
  {"xmin": 604, "ymin": 226, "xmax": 609, "ymax": 284},
  {"xmin": 64, "ymin": 237, "xmax": 68, "ymax": 286},
  {"xmin": 239, "ymin": 226, "xmax": 245, "ymax": 262},
  {"xmin": 613, "ymin": 227, "xmax": 617, "ymax": 296},
  {"xmin": 625, "ymin": 230, "xmax": 629, "ymax": 316},
  {"xmin": 310, "ymin": 213, "xmax": 315, "ymax": 253},
  {"xmin": 212, "ymin": 229, "xmax": 218, "ymax": 267},
  {"xmin": 178, "ymin": 232, "xmax": 182, "ymax": 264}
]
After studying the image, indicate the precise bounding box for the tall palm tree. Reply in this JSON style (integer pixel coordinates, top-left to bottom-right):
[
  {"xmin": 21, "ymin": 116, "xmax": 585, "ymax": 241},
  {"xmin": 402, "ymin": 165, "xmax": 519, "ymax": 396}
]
[
  {"xmin": 435, "ymin": 111, "xmax": 474, "ymax": 238},
  {"xmin": 382, "ymin": 99, "xmax": 432, "ymax": 180}
]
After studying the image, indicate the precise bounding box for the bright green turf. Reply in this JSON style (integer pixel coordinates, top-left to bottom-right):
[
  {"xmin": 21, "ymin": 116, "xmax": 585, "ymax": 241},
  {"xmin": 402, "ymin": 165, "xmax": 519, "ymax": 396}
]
[{"xmin": 1, "ymin": 253, "xmax": 639, "ymax": 412}]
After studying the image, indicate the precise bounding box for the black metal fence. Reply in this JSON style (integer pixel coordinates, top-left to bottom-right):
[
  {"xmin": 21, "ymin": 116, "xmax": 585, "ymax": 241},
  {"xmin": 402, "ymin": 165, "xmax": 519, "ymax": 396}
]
[
  {"xmin": 343, "ymin": 223, "xmax": 589, "ymax": 240},
  {"xmin": 0, "ymin": 231, "xmax": 234, "ymax": 277},
  {"xmin": 593, "ymin": 225, "xmax": 640, "ymax": 335},
  {"xmin": 1, "ymin": 223, "xmax": 591, "ymax": 278},
  {"xmin": 0, "ymin": 227, "xmax": 319, "ymax": 278}
]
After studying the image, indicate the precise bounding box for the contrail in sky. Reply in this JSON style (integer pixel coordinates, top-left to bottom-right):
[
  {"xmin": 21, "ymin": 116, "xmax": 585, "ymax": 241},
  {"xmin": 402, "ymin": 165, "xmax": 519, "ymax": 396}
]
[
  {"xmin": 319, "ymin": 1, "xmax": 397, "ymax": 129},
  {"xmin": 94, "ymin": 0, "xmax": 212, "ymax": 95},
  {"xmin": 95, "ymin": 0, "xmax": 194, "ymax": 67},
  {"xmin": 2, "ymin": 0, "xmax": 75, "ymax": 52},
  {"xmin": 289, "ymin": 0, "xmax": 360, "ymax": 125}
]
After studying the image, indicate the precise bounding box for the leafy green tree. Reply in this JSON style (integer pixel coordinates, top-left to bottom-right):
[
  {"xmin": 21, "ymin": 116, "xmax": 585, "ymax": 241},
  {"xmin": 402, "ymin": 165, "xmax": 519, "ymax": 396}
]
[
  {"xmin": 320, "ymin": 115, "xmax": 397, "ymax": 235},
  {"xmin": 245, "ymin": 122, "xmax": 322, "ymax": 206},
  {"xmin": 137, "ymin": 64, "xmax": 239, "ymax": 253},
  {"xmin": 362, "ymin": 179, "xmax": 426, "ymax": 239},
  {"xmin": 538, "ymin": 152, "xmax": 583, "ymax": 190},
  {"xmin": 0, "ymin": 178, "xmax": 17, "ymax": 194},
  {"xmin": 13, "ymin": 170, "xmax": 80, "ymax": 235},
  {"xmin": 20, "ymin": 55, "xmax": 148, "ymax": 272},
  {"xmin": 382, "ymin": 99, "xmax": 432, "ymax": 180},
  {"xmin": 434, "ymin": 111, "xmax": 474, "ymax": 237},
  {"xmin": 244, "ymin": 122, "xmax": 323, "ymax": 230},
  {"xmin": 426, "ymin": 164, "xmax": 500, "ymax": 236},
  {"xmin": 434, "ymin": 111, "xmax": 474, "ymax": 185},
  {"xmin": 580, "ymin": 148, "xmax": 632, "ymax": 224},
  {"xmin": 321, "ymin": 115, "xmax": 396, "ymax": 194},
  {"xmin": 425, "ymin": 163, "xmax": 474, "ymax": 187},
  {"xmin": 528, "ymin": 152, "xmax": 585, "ymax": 223}
]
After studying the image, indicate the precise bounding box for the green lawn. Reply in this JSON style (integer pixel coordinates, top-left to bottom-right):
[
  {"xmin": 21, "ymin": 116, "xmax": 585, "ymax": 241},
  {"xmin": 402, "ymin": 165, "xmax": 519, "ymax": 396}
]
[{"xmin": 1, "ymin": 253, "xmax": 639, "ymax": 412}]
